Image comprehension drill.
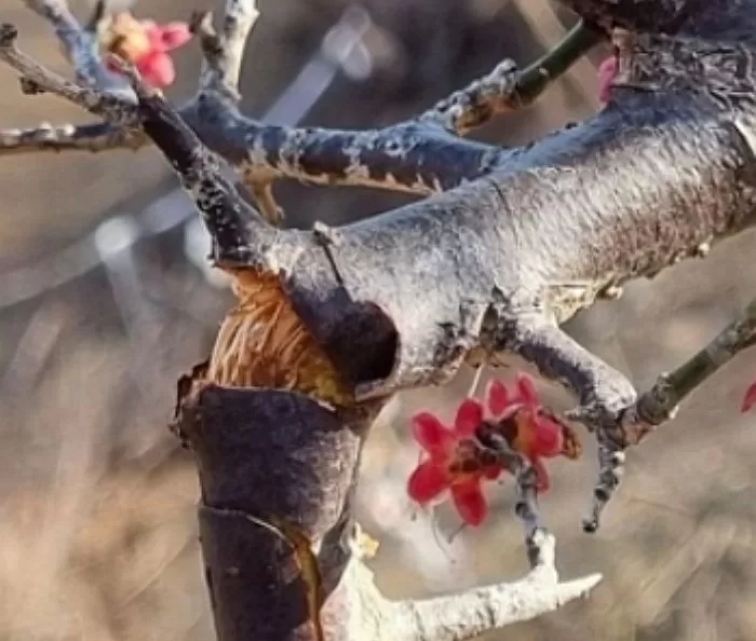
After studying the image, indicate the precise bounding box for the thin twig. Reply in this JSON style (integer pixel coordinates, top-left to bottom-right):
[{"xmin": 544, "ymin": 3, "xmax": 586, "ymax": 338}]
[
  {"xmin": 585, "ymin": 297, "xmax": 756, "ymax": 531},
  {"xmin": 0, "ymin": 25, "xmax": 138, "ymax": 126},
  {"xmin": 22, "ymin": 0, "xmax": 130, "ymax": 96},
  {"xmin": 420, "ymin": 20, "xmax": 602, "ymax": 135}
]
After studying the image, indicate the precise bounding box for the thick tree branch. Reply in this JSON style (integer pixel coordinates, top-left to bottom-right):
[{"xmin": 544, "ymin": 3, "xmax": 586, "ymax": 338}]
[
  {"xmin": 556, "ymin": 0, "xmax": 692, "ymax": 34},
  {"xmin": 419, "ymin": 20, "xmax": 603, "ymax": 135},
  {"xmin": 6, "ymin": 2, "xmax": 756, "ymax": 638},
  {"xmin": 175, "ymin": 375, "xmax": 601, "ymax": 641}
]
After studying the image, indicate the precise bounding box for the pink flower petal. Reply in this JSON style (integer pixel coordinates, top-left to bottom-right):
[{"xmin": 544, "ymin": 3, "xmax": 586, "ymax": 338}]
[
  {"xmin": 412, "ymin": 412, "xmax": 454, "ymax": 454},
  {"xmin": 742, "ymin": 382, "xmax": 756, "ymax": 413},
  {"xmin": 531, "ymin": 416, "xmax": 564, "ymax": 457},
  {"xmin": 485, "ymin": 379, "xmax": 510, "ymax": 418},
  {"xmin": 454, "ymin": 398, "xmax": 484, "ymax": 436},
  {"xmin": 514, "ymin": 373, "xmax": 540, "ymax": 407},
  {"xmin": 159, "ymin": 22, "xmax": 192, "ymax": 50},
  {"xmin": 450, "ymin": 479, "xmax": 487, "ymax": 526},
  {"xmin": 597, "ymin": 56, "xmax": 617, "ymax": 104},
  {"xmin": 407, "ymin": 460, "xmax": 449, "ymax": 504},
  {"xmin": 138, "ymin": 53, "xmax": 176, "ymax": 88}
]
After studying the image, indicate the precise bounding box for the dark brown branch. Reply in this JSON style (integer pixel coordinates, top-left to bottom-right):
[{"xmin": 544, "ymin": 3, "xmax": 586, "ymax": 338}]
[{"xmin": 556, "ymin": 0, "xmax": 695, "ymax": 34}]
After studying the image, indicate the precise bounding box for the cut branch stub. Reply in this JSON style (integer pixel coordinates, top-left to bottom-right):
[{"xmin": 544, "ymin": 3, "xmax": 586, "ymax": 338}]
[{"xmin": 175, "ymin": 379, "xmax": 384, "ymax": 641}]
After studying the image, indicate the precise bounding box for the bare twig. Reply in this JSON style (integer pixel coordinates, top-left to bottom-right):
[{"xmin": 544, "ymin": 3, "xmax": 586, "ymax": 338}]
[
  {"xmin": 420, "ymin": 20, "xmax": 602, "ymax": 135},
  {"xmin": 0, "ymin": 121, "xmax": 146, "ymax": 154},
  {"xmin": 584, "ymin": 297, "xmax": 756, "ymax": 531},
  {"xmin": 0, "ymin": 25, "xmax": 138, "ymax": 126},
  {"xmin": 110, "ymin": 58, "xmax": 275, "ymax": 266}
]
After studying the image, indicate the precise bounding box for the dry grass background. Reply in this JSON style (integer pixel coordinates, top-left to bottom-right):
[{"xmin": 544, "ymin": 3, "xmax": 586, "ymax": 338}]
[{"xmin": 1, "ymin": 1, "xmax": 756, "ymax": 640}]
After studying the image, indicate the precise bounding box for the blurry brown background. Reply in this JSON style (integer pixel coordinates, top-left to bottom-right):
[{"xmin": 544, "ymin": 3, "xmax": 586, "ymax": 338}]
[{"xmin": 1, "ymin": 0, "xmax": 756, "ymax": 639}]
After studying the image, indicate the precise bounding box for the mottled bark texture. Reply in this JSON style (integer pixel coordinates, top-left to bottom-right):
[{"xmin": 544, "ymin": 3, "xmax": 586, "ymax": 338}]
[
  {"xmin": 173, "ymin": 378, "xmax": 379, "ymax": 641},
  {"xmin": 4, "ymin": 0, "xmax": 756, "ymax": 639}
]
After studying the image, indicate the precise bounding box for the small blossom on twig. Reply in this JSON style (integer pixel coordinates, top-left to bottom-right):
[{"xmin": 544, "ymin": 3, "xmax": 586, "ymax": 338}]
[
  {"xmin": 101, "ymin": 12, "xmax": 191, "ymax": 88},
  {"xmin": 407, "ymin": 373, "xmax": 579, "ymax": 526}
]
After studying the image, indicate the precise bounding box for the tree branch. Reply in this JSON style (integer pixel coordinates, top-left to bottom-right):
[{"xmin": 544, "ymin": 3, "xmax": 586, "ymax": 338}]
[
  {"xmin": 175, "ymin": 374, "xmax": 601, "ymax": 641},
  {"xmin": 2, "ymin": 0, "xmax": 592, "ymax": 194},
  {"xmin": 0, "ymin": 121, "xmax": 146, "ymax": 154},
  {"xmin": 556, "ymin": 0, "xmax": 693, "ymax": 34},
  {"xmin": 582, "ymin": 295, "xmax": 756, "ymax": 530},
  {"xmin": 385, "ymin": 530, "xmax": 601, "ymax": 641},
  {"xmin": 7, "ymin": 1, "xmax": 756, "ymax": 638},
  {"xmin": 192, "ymin": 0, "xmax": 260, "ymax": 101},
  {"xmin": 0, "ymin": 25, "xmax": 138, "ymax": 127},
  {"xmin": 22, "ymin": 0, "xmax": 130, "ymax": 96},
  {"xmin": 419, "ymin": 20, "xmax": 603, "ymax": 135}
]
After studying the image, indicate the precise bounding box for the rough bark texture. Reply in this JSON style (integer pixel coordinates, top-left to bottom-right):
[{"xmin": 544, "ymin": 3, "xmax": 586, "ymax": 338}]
[
  {"xmin": 4, "ymin": 0, "xmax": 756, "ymax": 639},
  {"xmin": 175, "ymin": 379, "xmax": 381, "ymax": 641}
]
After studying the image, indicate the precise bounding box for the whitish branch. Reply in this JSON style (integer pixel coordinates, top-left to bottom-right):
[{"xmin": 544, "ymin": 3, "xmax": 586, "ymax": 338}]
[
  {"xmin": 351, "ymin": 529, "xmax": 601, "ymax": 641},
  {"xmin": 584, "ymin": 296, "xmax": 756, "ymax": 532}
]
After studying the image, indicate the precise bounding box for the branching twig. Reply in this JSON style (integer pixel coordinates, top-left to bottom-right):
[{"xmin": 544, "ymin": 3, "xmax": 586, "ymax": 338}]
[
  {"xmin": 22, "ymin": 0, "xmax": 130, "ymax": 96},
  {"xmin": 0, "ymin": 25, "xmax": 138, "ymax": 127},
  {"xmin": 0, "ymin": 1, "xmax": 592, "ymax": 194},
  {"xmin": 420, "ymin": 20, "xmax": 602, "ymax": 135},
  {"xmin": 584, "ymin": 297, "xmax": 756, "ymax": 531}
]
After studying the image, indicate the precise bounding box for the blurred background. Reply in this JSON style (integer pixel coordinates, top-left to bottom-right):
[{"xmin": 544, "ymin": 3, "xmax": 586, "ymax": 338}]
[{"xmin": 1, "ymin": 0, "xmax": 756, "ymax": 639}]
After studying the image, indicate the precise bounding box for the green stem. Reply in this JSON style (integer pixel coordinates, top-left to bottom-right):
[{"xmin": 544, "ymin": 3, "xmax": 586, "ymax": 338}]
[
  {"xmin": 633, "ymin": 299, "xmax": 756, "ymax": 434},
  {"xmin": 514, "ymin": 20, "xmax": 604, "ymax": 105}
]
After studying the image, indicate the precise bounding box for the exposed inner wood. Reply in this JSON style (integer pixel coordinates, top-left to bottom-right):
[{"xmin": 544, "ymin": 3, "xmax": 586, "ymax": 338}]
[{"xmin": 206, "ymin": 269, "xmax": 353, "ymax": 407}]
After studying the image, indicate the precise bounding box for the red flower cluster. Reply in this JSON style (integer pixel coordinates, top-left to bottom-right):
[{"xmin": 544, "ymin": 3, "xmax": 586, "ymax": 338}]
[
  {"xmin": 102, "ymin": 12, "xmax": 191, "ymax": 89},
  {"xmin": 407, "ymin": 374, "xmax": 574, "ymax": 527},
  {"xmin": 597, "ymin": 55, "xmax": 617, "ymax": 104}
]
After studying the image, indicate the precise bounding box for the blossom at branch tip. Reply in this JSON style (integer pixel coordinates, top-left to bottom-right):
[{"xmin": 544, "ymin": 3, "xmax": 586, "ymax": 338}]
[
  {"xmin": 407, "ymin": 373, "xmax": 576, "ymax": 527},
  {"xmin": 101, "ymin": 12, "xmax": 191, "ymax": 88}
]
